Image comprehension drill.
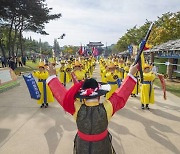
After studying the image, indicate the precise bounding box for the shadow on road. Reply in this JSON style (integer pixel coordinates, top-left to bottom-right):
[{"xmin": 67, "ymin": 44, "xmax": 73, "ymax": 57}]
[
  {"xmin": 117, "ymin": 108, "xmax": 180, "ymax": 154},
  {"xmin": 0, "ymin": 128, "xmax": 11, "ymax": 146},
  {"xmin": 156, "ymin": 101, "xmax": 180, "ymax": 112},
  {"xmin": 150, "ymin": 109, "xmax": 180, "ymax": 122},
  {"xmin": 40, "ymin": 107, "xmax": 76, "ymax": 154}
]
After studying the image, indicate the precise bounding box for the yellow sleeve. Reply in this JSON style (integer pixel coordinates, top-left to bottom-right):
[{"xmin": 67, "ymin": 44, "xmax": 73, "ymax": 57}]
[
  {"xmin": 103, "ymin": 100, "xmax": 113, "ymax": 121},
  {"xmin": 144, "ymin": 72, "xmax": 155, "ymax": 81},
  {"xmin": 73, "ymin": 101, "xmax": 82, "ymax": 120},
  {"xmin": 32, "ymin": 71, "xmax": 40, "ymax": 78},
  {"xmin": 40, "ymin": 71, "xmax": 49, "ymax": 79},
  {"xmin": 105, "ymin": 72, "xmax": 112, "ymax": 80}
]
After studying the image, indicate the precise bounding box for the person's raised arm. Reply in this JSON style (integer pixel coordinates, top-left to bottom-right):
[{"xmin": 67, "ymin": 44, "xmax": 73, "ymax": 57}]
[{"xmin": 46, "ymin": 63, "xmax": 67, "ymax": 107}]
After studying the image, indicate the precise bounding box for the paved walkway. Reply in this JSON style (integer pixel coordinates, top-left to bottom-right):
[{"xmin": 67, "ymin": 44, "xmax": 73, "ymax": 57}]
[{"xmin": 0, "ymin": 63, "xmax": 180, "ymax": 154}]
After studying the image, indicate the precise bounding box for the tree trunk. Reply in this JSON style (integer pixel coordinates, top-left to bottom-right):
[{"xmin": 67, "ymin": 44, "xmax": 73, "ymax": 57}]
[
  {"xmin": 11, "ymin": 24, "xmax": 19, "ymax": 57},
  {"xmin": 19, "ymin": 17, "xmax": 24, "ymax": 57},
  {"xmin": 8, "ymin": 15, "xmax": 15, "ymax": 58},
  {"xmin": 19, "ymin": 30, "xmax": 23, "ymax": 57},
  {"xmin": 11, "ymin": 29, "xmax": 17, "ymax": 58},
  {"xmin": 0, "ymin": 39, "xmax": 6, "ymax": 58},
  {"xmin": 16, "ymin": 44, "xmax": 19, "ymax": 56}
]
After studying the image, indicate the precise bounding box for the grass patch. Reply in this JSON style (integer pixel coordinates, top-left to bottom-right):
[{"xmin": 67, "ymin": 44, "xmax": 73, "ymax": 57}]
[
  {"xmin": 0, "ymin": 80, "xmax": 20, "ymax": 93},
  {"xmin": 26, "ymin": 60, "xmax": 39, "ymax": 69},
  {"xmin": 154, "ymin": 78, "xmax": 180, "ymax": 97},
  {"xmin": 154, "ymin": 58, "xmax": 167, "ymax": 74},
  {"xmin": 14, "ymin": 60, "xmax": 38, "ymax": 75}
]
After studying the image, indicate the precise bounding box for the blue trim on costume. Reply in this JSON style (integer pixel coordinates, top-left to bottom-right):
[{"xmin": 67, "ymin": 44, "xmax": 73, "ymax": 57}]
[{"xmin": 38, "ymin": 79, "xmax": 47, "ymax": 104}]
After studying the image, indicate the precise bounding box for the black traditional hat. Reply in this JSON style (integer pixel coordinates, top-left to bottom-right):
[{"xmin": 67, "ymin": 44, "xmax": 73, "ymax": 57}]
[{"xmin": 75, "ymin": 78, "xmax": 111, "ymax": 99}]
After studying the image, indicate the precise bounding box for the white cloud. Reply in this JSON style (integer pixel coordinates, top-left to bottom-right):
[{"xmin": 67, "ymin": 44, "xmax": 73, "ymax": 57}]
[{"xmin": 23, "ymin": 0, "xmax": 180, "ymax": 46}]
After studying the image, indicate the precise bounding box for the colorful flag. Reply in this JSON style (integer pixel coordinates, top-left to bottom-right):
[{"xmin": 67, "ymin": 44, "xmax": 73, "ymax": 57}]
[
  {"xmin": 92, "ymin": 47, "xmax": 99, "ymax": 56},
  {"xmin": 78, "ymin": 45, "xmax": 83, "ymax": 55},
  {"xmin": 23, "ymin": 74, "xmax": 41, "ymax": 100}
]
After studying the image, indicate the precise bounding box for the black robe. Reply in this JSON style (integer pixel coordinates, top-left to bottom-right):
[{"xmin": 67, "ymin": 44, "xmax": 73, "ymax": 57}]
[{"xmin": 74, "ymin": 104, "xmax": 116, "ymax": 154}]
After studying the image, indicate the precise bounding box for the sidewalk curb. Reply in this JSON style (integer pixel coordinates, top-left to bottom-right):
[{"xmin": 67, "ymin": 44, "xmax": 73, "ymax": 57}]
[{"xmin": 0, "ymin": 81, "xmax": 20, "ymax": 93}]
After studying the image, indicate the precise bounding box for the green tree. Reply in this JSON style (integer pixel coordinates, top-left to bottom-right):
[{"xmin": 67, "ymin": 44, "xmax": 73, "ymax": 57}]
[
  {"xmin": 63, "ymin": 45, "xmax": 79, "ymax": 55},
  {"xmin": 0, "ymin": 0, "xmax": 61, "ymax": 58},
  {"xmin": 148, "ymin": 12, "xmax": 180, "ymax": 45},
  {"xmin": 116, "ymin": 11, "xmax": 180, "ymax": 52}
]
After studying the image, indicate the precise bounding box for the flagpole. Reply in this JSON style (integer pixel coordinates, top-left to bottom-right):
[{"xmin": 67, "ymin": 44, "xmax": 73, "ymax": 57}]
[
  {"xmin": 134, "ymin": 22, "xmax": 154, "ymax": 65},
  {"xmin": 134, "ymin": 22, "xmax": 154, "ymax": 83}
]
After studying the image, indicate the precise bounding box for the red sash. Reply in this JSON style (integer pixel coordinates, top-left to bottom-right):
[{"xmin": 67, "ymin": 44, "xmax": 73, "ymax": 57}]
[{"xmin": 77, "ymin": 129, "xmax": 108, "ymax": 142}]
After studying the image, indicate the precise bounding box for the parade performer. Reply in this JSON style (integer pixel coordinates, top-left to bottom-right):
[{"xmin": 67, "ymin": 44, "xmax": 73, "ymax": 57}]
[
  {"xmin": 72, "ymin": 61, "xmax": 86, "ymax": 82},
  {"xmin": 50, "ymin": 59, "xmax": 58, "ymax": 75},
  {"xmin": 131, "ymin": 72, "xmax": 140, "ymax": 97},
  {"xmin": 65, "ymin": 60, "xmax": 72, "ymax": 83},
  {"xmin": 140, "ymin": 64, "xmax": 155, "ymax": 109},
  {"xmin": 123, "ymin": 61, "xmax": 131, "ymax": 79},
  {"xmin": 84, "ymin": 59, "xmax": 91, "ymax": 78},
  {"xmin": 118, "ymin": 58, "xmax": 125, "ymax": 80},
  {"xmin": 46, "ymin": 63, "xmax": 138, "ymax": 154},
  {"xmin": 32, "ymin": 62, "xmax": 54, "ymax": 108},
  {"xmin": 59, "ymin": 60, "xmax": 67, "ymax": 86},
  {"xmin": 105, "ymin": 63, "xmax": 122, "ymax": 99},
  {"xmin": 101, "ymin": 65, "xmax": 109, "ymax": 83}
]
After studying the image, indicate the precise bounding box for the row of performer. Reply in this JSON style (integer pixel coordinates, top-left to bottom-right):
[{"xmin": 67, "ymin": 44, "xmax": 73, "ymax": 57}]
[
  {"xmin": 32, "ymin": 56, "xmax": 156, "ymax": 110},
  {"xmin": 32, "ymin": 57, "xmax": 96, "ymax": 108},
  {"xmin": 99, "ymin": 57, "xmax": 156, "ymax": 109},
  {"xmin": 26, "ymin": 56, "xmax": 158, "ymax": 153}
]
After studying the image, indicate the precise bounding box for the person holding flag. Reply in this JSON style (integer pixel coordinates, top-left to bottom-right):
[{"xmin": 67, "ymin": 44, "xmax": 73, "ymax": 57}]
[
  {"xmin": 46, "ymin": 62, "xmax": 138, "ymax": 154},
  {"xmin": 32, "ymin": 62, "xmax": 54, "ymax": 108},
  {"xmin": 140, "ymin": 64, "xmax": 156, "ymax": 109}
]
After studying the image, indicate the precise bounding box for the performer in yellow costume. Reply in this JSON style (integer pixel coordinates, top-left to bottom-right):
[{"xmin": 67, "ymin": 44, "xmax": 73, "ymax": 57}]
[
  {"xmin": 124, "ymin": 61, "xmax": 131, "ymax": 79},
  {"xmin": 84, "ymin": 59, "xmax": 91, "ymax": 78},
  {"xmin": 59, "ymin": 60, "xmax": 67, "ymax": 86},
  {"xmin": 33, "ymin": 62, "xmax": 54, "ymax": 108},
  {"xmin": 131, "ymin": 72, "xmax": 140, "ymax": 97},
  {"xmin": 105, "ymin": 63, "xmax": 121, "ymax": 99},
  {"xmin": 73, "ymin": 61, "xmax": 86, "ymax": 82},
  {"xmin": 118, "ymin": 58, "xmax": 125, "ymax": 80},
  {"xmin": 65, "ymin": 60, "xmax": 72, "ymax": 83},
  {"xmin": 140, "ymin": 64, "xmax": 155, "ymax": 109},
  {"xmin": 101, "ymin": 65, "xmax": 109, "ymax": 83},
  {"xmin": 50, "ymin": 59, "xmax": 58, "ymax": 75}
]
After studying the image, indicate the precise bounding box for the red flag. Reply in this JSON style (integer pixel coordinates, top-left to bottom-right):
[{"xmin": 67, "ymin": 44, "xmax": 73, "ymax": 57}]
[
  {"xmin": 157, "ymin": 74, "xmax": 167, "ymax": 100},
  {"xmin": 92, "ymin": 47, "xmax": 98, "ymax": 56},
  {"xmin": 79, "ymin": 46, "xmax": 83, "ymax": 55}
]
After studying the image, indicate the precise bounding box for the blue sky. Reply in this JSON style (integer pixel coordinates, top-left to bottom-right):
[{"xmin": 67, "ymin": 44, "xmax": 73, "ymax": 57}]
[{"xmin": 23, "ymin": 0, "xmax": 180, "ymax": 46}]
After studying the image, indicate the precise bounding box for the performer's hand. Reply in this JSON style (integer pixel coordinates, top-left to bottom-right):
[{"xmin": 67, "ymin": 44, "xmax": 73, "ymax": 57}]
[
  {"xmin": 47, "ymin": 63, "xmax": 56, "ymax": 76},
  {"xmin": 129, "ymin": 64, "xmax": 138, "ymax": 75}
]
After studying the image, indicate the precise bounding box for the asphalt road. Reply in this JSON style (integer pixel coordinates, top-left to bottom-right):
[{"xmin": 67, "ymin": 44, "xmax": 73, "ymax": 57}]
[{"xmin": 0, "ymin": 63, "xmax": 180, "ymax": 154}]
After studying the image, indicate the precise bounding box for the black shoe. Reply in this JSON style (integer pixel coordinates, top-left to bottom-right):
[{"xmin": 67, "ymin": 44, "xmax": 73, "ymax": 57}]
[
  {"xmin": 146, "ymin": 104, "xmax": 150, "ymax": 110},
  {"xmin": 44, "ymin": 103, "xmax": 48, "ymax": 108},
  {"xmin": 141, "ymin": 104, "xmax": 145, "ymax": 109},
  {"xmin": 40, "ymin": 104, "xmax": 44, "ymax": 108}
]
